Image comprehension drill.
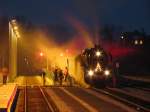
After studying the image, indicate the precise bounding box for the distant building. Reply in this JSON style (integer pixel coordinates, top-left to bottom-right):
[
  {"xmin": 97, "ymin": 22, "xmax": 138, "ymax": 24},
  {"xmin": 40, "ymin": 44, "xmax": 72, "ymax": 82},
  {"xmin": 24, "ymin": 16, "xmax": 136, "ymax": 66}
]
[{"xmin": 120, "ymin": 30, "xmax": 147, "ymax": 47}]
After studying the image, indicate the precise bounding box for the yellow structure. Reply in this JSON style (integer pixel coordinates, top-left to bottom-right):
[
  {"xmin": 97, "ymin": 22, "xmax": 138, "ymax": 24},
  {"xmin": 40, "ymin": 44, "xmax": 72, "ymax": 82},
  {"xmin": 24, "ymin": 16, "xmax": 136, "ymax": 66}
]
[
  {"xmin": 0, "ymin": 83, "xmax": 17, "ymax": 112},
  {"xmin": 9, "ymin": 19, "xmax": 20, "ymax": 82}
]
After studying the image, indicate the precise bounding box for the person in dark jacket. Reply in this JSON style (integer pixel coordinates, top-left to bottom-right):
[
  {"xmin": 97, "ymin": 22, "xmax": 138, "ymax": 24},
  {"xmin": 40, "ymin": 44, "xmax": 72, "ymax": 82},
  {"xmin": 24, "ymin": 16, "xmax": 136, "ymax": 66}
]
[
  {"xmin": 58, "ymin": 69, "xmax": 63, "ymax": 85},
  {"xmin": 63, "ymin": 67, "xmax": 69, "ymax": 82},
  {"xmin": 54, "ymin": 68, "xmax": 58, "ymax": 82},
  {"xmin": 41, "ymin": 69, "xmax": 46, "ymax": 86},
  {"xmin": 2, "ymin": 67, "xmax": 8, "ymax": 84}
]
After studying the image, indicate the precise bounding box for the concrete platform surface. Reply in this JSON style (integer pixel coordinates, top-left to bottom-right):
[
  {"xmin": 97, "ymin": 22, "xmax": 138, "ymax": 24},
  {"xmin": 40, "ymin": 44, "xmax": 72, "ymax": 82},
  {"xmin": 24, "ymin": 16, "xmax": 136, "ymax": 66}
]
[
  {"xmin": 0, "ymin": 83, "xmax": 17, "ymax": 111},
  {"xmin": 15, "ymin": 76, "xmax": 54, "ymax": 86}
]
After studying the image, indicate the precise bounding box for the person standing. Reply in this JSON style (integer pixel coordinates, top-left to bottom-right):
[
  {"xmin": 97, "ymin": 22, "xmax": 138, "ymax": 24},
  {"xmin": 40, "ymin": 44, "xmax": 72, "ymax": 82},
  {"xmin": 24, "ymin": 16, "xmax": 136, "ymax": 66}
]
[
  {"xmin": 59, "ymin": 69, "xmax": 63, "ymax": 86},
  {"xmin": 41, "ymin": 69, "xmax": 46, "ymax": 86},
  {"xmin": 63, "ymin": 67, "xmax": 69, "ymax": 82},
  {"xmin": 2, "ymin": 67, "xmax": 8, "ymax": 84},
  {"xmin": 54, "ymin": 67, "xmax": 58, "ymax": 84}
]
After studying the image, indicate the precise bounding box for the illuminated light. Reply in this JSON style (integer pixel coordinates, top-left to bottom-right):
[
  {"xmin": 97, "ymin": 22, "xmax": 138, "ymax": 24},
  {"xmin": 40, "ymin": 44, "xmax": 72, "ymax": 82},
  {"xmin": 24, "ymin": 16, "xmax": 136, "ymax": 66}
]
[
  {"xmin": 16, "ymin": 34, "xmax": 20, "ymax": 38},
  {"xmin": 14, "ymin": 26, "xmax": 18, "ymax": 30},
  {"xmin": 104, "ymin": 70, "xmax": 110, "ymax": 76},
  {"xmin": 40, "ymin": 52, "xmax": 44, "ymax": 57},
  {"xmin": 14, "ymin": 31, "xmax": 20, "ymax": 38},
  {"xmin": 95, "ymin": 68, "xmax": 98, "ymax": 72},
  {"xmin": 95, "ymin": 63, "xmax": 102, "ymax": 72},
  {"xmin": 15, "ymin": 31, "xmax": 19, "ymax": 35},
  {"xmin": 11, "ymin": 19, "xmax": 16, "ymax": 23},
  {"xmin": 121, "ymin": 36, "xmax": 124, "ymax": 39},
  {"xmin": 96, "ymin": 51, "xmax": 101, "ymax": 57},
  {"xmin": 134, "ymin": 40, "xmax": 138, "ymax": 45},
  {"xmin": 60, "ymin": 53, "xmax": 64, "ymax": 57},
  {"xmin": 88, "ymin": 70, "xmax": 94, "ymax": 76},
  {"xmin": 140, "ymin": 40, "xmax": 143, "ymax": 45}
]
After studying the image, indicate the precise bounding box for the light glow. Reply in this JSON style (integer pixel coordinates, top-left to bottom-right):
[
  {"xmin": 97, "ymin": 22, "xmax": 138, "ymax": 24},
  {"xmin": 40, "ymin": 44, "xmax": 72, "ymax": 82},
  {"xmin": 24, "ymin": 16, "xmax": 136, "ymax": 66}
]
[
  {"xmin": 140, "ymin": 40, "xmax": 143, "ymax": 45},
  {"xmin": 104, "ymin": 70, "xmax": 110, "ymax": 76},
  {"xmin": 14, "ymin": 26, "xmax": 18, "ymax": 30},
  {"xmin": 40, "ymin": 52, "xmax": 44, "ymax": 57},
  {"xmin": 95, "ymin": 63, "xmax": 102, "ymax": 72},
  {"xmin": 88, "ymin": 70, "xmax": 94, "ymax": 76},
  {"xmin": 96, "ymin": 51, "xmax": 101, "ymax": 57},
  {"xmin": 11, "ymin": 19, "xmax": 16, "ymax": 23},
  {"xmin": 134, "ymin": 40, "xmax": 138, "ymax": 45},
  {"xmin": 60, "ymin": 53, "xmax": 64, "ymax": 57}
]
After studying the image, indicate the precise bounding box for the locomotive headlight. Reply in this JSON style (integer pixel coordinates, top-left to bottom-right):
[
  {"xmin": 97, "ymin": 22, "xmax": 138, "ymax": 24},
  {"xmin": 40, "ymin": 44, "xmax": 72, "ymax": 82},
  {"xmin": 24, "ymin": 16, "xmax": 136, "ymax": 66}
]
[
  {"xmin": 96, "ymin": 51, "xmax": 101, "ymax": 57},
  {"xmin": 88, "ymin": 70, "xmax": 94, "ymax": 76},
  {"xmin": 104, "ymin": 70, "xmax": 110, "ymax": 76}
]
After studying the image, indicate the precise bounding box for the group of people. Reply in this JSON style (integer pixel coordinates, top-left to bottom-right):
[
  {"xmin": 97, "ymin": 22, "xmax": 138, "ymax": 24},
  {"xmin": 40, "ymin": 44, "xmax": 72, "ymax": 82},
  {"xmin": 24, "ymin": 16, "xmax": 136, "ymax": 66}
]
[{"xmin": 53, "ymin": 66, "xmax": 69, "ymax": 85}]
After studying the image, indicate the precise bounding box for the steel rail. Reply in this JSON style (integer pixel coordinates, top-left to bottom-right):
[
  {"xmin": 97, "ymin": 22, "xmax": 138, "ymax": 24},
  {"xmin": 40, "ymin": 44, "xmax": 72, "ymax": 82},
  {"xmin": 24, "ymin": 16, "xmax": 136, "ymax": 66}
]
[
  {"xmin": 131, "ymin": 86, "xmax": 150, "ymax": 92},
  {"xmin": 39, "ymin": 86, "xmax": 57, "ymax": 112},
  {"xmin": 25, "ymin": 86, "xmax": 58, "ymax": 112},
  {"xmin": 92, "ymin": 87, "xmax": 150, "ymax": 112}
]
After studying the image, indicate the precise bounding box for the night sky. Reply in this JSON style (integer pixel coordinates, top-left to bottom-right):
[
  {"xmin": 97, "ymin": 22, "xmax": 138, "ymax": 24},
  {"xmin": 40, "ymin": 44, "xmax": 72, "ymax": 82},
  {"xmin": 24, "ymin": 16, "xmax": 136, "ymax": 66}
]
[{"xmin": 0, "ymin": 0, "xmax": 150, "ymax": 33}]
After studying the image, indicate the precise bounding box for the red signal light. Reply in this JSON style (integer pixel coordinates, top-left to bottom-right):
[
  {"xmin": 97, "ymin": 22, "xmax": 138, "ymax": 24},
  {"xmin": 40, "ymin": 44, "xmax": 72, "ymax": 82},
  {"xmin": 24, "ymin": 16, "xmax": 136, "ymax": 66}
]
[{"xmin": 40, "ymin": 52, "xmax": 44, "ymax": 57}]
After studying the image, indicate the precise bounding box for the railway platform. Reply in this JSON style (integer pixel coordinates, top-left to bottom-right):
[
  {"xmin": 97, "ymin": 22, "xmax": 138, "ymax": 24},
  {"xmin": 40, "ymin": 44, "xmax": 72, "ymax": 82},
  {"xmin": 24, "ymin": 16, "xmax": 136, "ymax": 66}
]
[{"xmin": 0, "ymin": 83, "xmax": 17, "ymax": 112}]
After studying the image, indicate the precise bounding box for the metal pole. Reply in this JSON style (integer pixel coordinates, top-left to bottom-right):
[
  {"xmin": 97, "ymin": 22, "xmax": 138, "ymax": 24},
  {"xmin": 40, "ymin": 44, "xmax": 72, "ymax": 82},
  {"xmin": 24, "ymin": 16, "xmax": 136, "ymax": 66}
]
[
  {"xmin": 46, "ymin": 55, "xmax": 48, "ymax": 71},
  {"xmin": 46, "ymin": 48, "xmax": 48, "ymax": 70},
  {"xmin": 9, "ymin": 21, "xmax": 17, "ymax": 82}
]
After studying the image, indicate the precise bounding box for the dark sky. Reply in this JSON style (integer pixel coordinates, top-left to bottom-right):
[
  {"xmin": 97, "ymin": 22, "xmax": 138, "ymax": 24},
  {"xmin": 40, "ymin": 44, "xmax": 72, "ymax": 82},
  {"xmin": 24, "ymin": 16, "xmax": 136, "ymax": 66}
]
[{"xmin": 0, "ymin": 0, "xmax": 150, "ymax": 33}]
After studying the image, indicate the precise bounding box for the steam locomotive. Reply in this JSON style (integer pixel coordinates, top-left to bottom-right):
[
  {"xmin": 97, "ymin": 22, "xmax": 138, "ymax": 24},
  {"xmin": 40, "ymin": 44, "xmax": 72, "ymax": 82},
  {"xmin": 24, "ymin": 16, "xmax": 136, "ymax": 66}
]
[{"xmin": 76, "ymin": 44, "xmax": 113, "ymax": 87}]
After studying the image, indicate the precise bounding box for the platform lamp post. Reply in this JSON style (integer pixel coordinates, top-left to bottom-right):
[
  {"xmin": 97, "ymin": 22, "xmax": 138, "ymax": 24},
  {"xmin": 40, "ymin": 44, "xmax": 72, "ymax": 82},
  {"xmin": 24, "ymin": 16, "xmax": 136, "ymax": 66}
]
[
  {"xmin": 66, "ymin": 49, "xmax": 69, "ymax": 70},
  {"xmin": 39, "ymin": 50, "xmax": 49, "ymax": 71},
  {"xmin": 45, "ymin": 48, "xmax": 49, "ymax": 71},
  {"xmin": 9, "ymin": 19, "xmax": 20, "ymax": 82}
]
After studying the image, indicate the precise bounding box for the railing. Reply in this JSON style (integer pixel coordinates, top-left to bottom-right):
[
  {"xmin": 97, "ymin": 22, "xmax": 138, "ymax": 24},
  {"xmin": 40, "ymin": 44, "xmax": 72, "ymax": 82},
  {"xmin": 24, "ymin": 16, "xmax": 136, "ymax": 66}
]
[
  {"xmin": 24, "ymin": 86, "xmax": 27, "ymax": 112},
  {"xmin": 24, "ymin": 80, "xmax": 27, "ymax": 112}
]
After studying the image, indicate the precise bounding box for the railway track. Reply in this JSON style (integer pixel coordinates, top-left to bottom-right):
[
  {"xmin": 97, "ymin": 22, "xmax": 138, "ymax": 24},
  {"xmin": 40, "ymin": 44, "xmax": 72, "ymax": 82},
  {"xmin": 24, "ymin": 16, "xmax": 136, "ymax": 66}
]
[
  {"xmin": 131, "ymin": 86, "xmax": 150, "ymax": 93},
  {"xmin": 26, "ymin": 86, "xmax": 58, "ymax": 112},
  {"xmin": 15, "ymin": 86, "xmax": 59, "ymax": 112},
  {"xmin": 92, "ymin": 87, "xmax": 150, "ymax": 112},
  {"xmin": 15, "ymin": 87, "xmax": 25, "ymax": 112}
]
